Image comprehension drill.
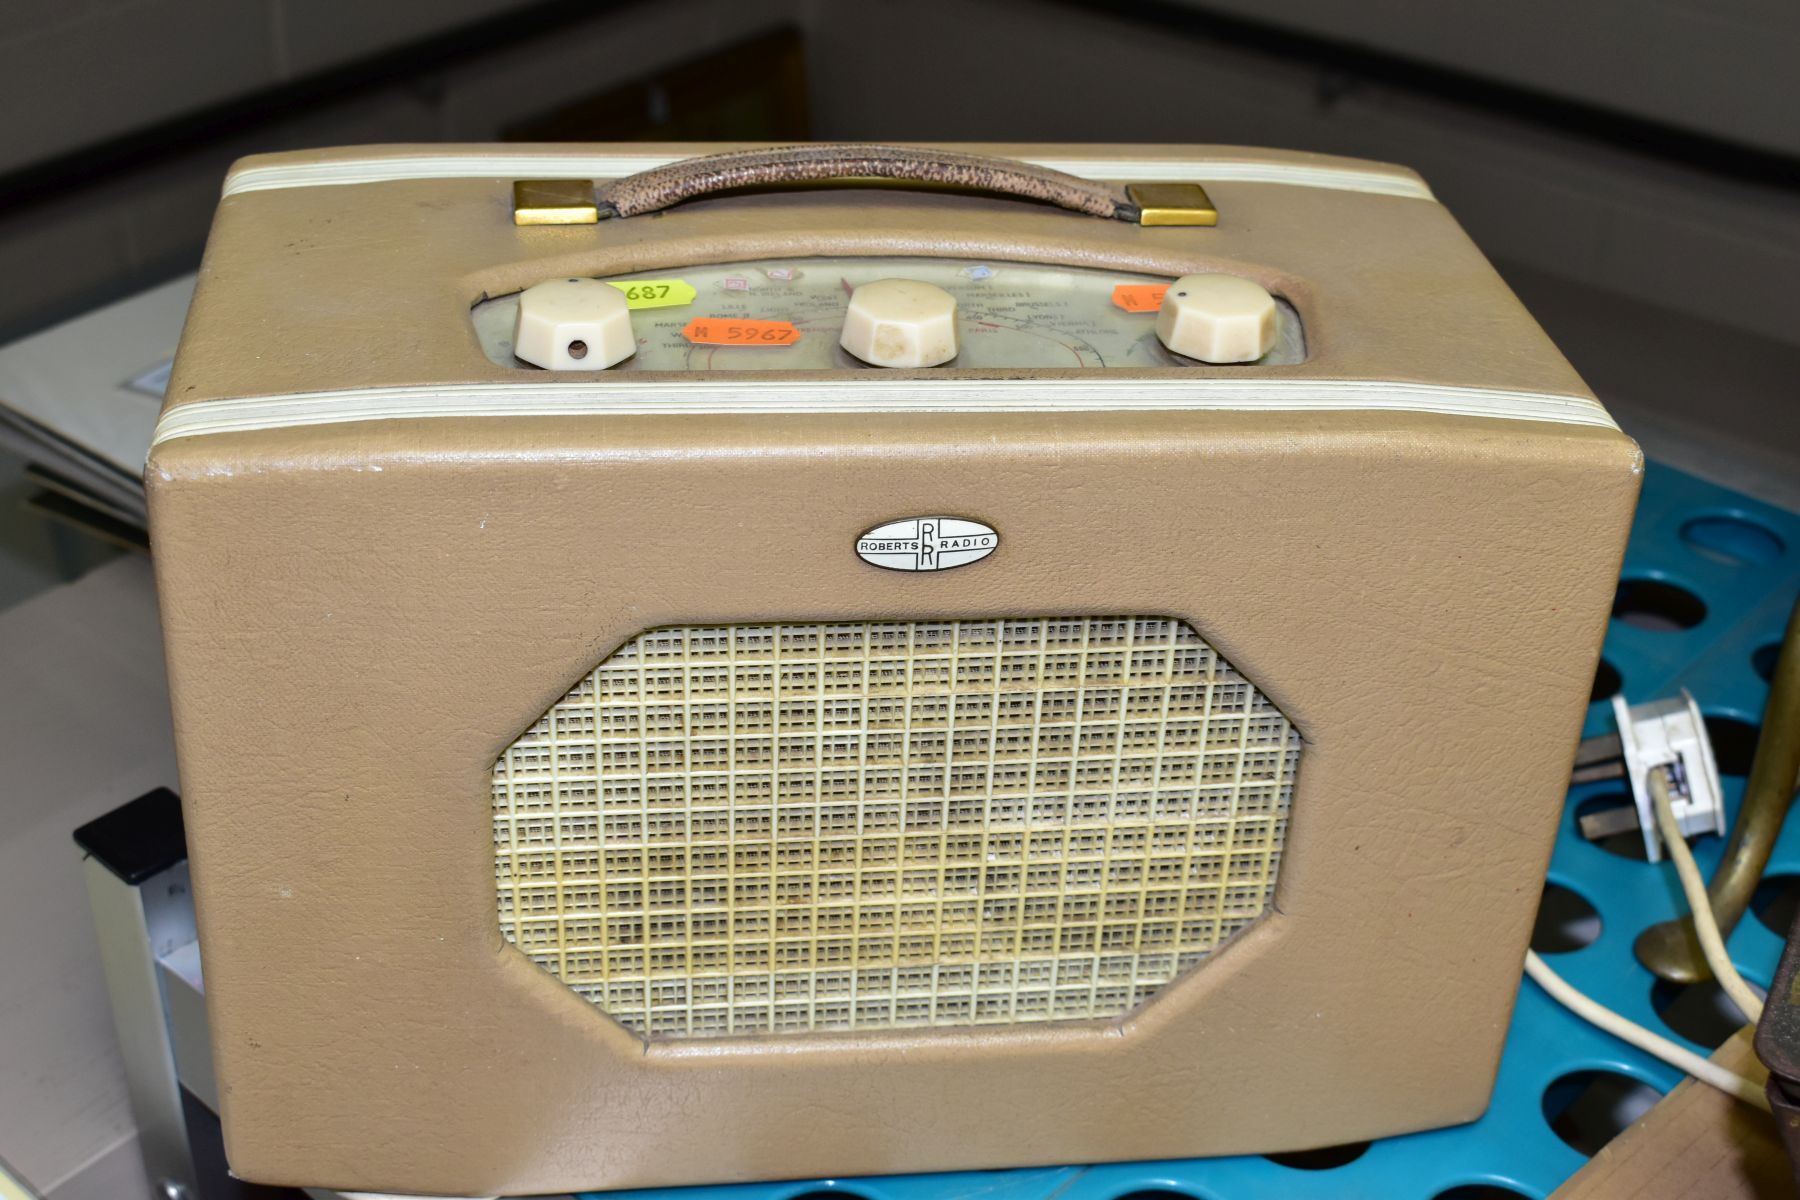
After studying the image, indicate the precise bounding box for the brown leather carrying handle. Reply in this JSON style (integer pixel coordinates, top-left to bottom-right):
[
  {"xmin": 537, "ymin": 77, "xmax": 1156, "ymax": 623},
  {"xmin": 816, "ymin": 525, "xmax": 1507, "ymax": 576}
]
[{"xmin": 596, "ymin": 143, "xmax": 1141, "ymax": 222}]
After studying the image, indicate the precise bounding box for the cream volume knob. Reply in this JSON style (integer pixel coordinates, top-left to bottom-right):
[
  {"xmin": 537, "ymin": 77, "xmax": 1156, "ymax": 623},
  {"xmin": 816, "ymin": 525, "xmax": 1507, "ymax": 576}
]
[
  {"xmin": 1155, "ymin": 273, "xmax": 1277, "ymax": 364},
  {"xmin": 840, "ymin": 278, "xmax": 959, "ymax": 368},
  {"xmin": 513, "ymin": 277, "xmax": 637, "ymax": 370}
]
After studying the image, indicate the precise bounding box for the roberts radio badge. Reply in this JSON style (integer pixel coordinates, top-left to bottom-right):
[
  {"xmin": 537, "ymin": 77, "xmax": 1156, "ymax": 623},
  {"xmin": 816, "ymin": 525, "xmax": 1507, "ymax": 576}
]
[{"xmin": 856, "ymin": 516, "xmax": 998, "ymax": 572}]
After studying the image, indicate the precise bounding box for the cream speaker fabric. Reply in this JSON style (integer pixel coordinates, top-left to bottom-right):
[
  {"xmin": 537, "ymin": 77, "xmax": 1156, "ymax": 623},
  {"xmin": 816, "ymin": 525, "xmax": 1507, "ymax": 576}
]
[{"xmin": 492, "ymin": 616, "xmax": 1299, "ymax": 1039}]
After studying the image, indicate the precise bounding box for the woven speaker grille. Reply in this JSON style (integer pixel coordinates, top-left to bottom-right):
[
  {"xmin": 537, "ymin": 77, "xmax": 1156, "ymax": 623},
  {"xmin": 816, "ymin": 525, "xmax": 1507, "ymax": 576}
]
[{"xmin": 493, "ymin": 617, "xmax": 1298, "ymax": 1039}]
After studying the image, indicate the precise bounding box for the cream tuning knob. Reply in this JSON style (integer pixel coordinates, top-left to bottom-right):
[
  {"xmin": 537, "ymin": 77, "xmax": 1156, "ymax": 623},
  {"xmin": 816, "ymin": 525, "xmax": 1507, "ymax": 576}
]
[
  {"xmin": 1155, "ymin": 273, "xmax": 1277, "ymax": 364},
  {"xmin": 840, "ymin": 279, "xmax": 958, "ymax": 368},
  {"xmin": 513, "ymin": 277, "xmax": 636, "ymax": 370}
]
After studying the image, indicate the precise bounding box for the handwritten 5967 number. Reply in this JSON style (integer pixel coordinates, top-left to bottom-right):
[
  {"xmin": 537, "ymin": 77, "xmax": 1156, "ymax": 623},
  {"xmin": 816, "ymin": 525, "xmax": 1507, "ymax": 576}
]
[{"xmin": 681, "ymin": 318, "xmax": 802, "ymax": 346}]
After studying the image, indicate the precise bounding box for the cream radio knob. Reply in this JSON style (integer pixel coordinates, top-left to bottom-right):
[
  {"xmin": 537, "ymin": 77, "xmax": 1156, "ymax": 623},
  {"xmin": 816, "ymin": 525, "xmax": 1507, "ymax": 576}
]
[
  {"xmin": 1155, "ymin": 273, "xmax": 1278, "ymax": 364},
  {"xmin": 513, "ymin": 277, "xmax": 636, "ymax": 370},
  {"xmin": 840, "ymin": 278, "xmax": 958, "ymax": 368}
]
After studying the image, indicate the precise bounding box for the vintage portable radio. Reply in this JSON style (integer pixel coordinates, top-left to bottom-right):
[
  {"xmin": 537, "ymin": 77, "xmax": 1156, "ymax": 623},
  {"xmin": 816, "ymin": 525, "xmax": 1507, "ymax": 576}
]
[{"xmin": 146, "ymin": 143, "xmax": 1639, "ymax": 1196}]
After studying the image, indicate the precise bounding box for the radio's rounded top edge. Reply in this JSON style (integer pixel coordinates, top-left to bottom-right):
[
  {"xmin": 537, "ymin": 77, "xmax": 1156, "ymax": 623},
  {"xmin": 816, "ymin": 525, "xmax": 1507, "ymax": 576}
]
[{"xmin": 149, "ymin": 142, "xmax": 1609, "ymax": 451}]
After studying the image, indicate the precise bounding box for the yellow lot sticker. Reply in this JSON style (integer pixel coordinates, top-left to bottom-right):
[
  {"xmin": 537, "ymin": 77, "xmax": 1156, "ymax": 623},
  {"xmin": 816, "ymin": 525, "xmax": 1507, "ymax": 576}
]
[{"xmin": 605, "ymin": 279, "xmax": 697, "ymax": 309}]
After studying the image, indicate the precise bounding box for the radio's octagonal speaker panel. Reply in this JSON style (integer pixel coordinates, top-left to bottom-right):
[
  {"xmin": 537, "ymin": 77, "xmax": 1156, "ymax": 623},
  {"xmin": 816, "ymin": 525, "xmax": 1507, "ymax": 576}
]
[{"xmin": 492, "ymin": 616, "xmax": 1300, "ymax": 1039}]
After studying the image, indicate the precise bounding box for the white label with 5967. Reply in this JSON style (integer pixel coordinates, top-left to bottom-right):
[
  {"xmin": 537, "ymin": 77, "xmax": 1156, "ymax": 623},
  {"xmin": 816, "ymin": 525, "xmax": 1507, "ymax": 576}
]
[{"xmin": 856, "ymin": 516, "xmax": 999, "ymax": 572}]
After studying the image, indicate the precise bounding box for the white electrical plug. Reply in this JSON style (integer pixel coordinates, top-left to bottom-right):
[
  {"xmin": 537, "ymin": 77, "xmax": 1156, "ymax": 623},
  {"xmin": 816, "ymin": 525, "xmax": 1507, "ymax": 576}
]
[{"xmin": 1610, "ymin": 689, "xmax": 1726, "ymax": 862}]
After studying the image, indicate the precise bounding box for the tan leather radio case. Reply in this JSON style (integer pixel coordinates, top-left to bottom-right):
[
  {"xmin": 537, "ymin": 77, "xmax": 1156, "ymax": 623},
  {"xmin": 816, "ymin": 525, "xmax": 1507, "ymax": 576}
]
[{"xmin": 146, "ymin": 143, "xmax": 1639, "ymax": 1196}]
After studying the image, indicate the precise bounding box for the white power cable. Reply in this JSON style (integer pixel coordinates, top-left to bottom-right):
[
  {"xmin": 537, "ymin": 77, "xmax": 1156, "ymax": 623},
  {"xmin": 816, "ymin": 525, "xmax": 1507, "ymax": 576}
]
[
  {"xmin": 1523, "ymin": 950, "xmax": 1770, "ymax": 1111},
  {"xmin": 1647, "ymin": 767, "xmax": 1767, "ymax": 1023}
]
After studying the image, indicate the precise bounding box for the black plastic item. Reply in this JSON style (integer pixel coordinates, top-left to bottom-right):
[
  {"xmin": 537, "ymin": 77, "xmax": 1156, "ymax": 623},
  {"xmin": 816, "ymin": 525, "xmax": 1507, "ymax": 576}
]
[
  {"xmin": 181, "ymin": 1086, "xmax": 308, "ymax": 1200},
  {"xmin": 71, "ymin": 786, "xmax": 187, "ymax": 884},
  {"xmin": 1754, "ymin": 911, "xmax": 1800, "ymax": 1183}
]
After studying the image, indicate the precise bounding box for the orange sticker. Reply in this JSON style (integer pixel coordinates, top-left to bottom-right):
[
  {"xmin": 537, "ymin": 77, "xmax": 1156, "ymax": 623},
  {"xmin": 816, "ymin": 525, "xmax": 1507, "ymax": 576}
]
[
  {"xmin": 681, "ymin": 318, "xmax": 802, "ymax": 346},
  {"xmin": 1111, "ymin": 283, "xmax": 1168, "ymax": 313}
]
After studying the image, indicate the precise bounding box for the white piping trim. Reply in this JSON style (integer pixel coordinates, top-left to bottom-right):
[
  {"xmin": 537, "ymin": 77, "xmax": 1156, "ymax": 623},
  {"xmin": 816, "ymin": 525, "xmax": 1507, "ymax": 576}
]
[
  {"xmin": 151, "ymin": 378, "xmax": 1611, "ymax": 448},
  {"xmin": 222, "ymin": 153, "xmax": 1435, "ymax": 202}
]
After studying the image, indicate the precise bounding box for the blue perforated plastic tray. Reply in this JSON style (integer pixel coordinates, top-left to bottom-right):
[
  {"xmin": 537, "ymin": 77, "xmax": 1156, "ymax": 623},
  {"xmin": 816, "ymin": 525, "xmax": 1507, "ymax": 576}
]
[{"xmin": 583, "ymin": 462, "xmax": 1800, "ymax": 1200}]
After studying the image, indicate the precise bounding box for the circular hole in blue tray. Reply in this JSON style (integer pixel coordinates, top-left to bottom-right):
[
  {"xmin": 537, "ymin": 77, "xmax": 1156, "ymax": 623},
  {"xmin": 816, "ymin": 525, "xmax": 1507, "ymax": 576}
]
[
  {"xmin": 1703, "ymin": 716, "xmax": 1760, "ymax": 777},
  {"xmin": 1590, "ymin": 658, "xmax": 1622, "ymax": 703},
  {"xmin": 784, "ymin": 1192, "xmax": 867, "ymax": 1199},
  {"xmin": 1681, "ymin": 514, "xmax": 1785, "ymax": 566},
  {"xmin": 1262, "ymin": 1141, "xmax": 1370, "ymax": 1170},
  {"xmin": 1432, "ymin": 1188, "xmax": 1530, "ymax": 1200},
  {"xmin": 1753, "ymin": 873, "xmax": 1800, "ymax": 937},
  {"xmin": 1574, "ymin": 791, "xmax": 1648, "ymax": 861},
  {"xmin": 1531, "ymin": 882, "xmax": 1601, "ymax": 954},
  {"xmin": 1753, "ymin": 641, "xmax": 1782, "ymax": 682},
  {"xmin": 1650, "ymin": 977, "xmax": 1760, "ymax": 1049},
  {"xmin": 1542, "ymin": 1070, "xmax": 1662, "ymax": 1157},
  {"xmin": 1613, "ymin": 578, "xmax": 1706, "ymax": 631},
  {"xmin": 1113, "ymin": 1192, "xmax": 1198, "ymax": 1199}
]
